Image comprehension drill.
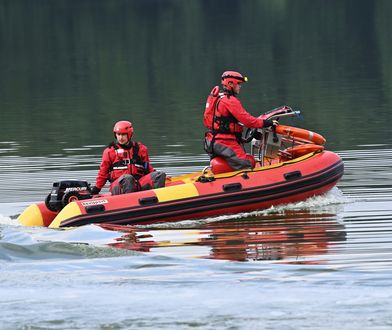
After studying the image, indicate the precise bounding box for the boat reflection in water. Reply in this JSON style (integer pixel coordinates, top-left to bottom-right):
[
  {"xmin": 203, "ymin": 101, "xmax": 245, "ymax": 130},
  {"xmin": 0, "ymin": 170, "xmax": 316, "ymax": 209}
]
[{"xmin": 101, "ymin": 210, "xmax": 346, "ymax": 263}]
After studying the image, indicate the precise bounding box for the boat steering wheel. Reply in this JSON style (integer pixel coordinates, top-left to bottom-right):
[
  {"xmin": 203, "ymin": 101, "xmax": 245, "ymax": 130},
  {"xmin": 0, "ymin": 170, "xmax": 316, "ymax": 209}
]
[
  {"xmin": 243, "ymin": 128, "xmax": 258, "ymax": 143},
  {"xmin": 243, "ymin": 125, "xmax": 279, "ymax": 144}
]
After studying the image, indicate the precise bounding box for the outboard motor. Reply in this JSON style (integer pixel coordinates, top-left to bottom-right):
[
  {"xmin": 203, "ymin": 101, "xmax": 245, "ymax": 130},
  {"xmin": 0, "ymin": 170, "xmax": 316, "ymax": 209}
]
[{"xmin": 45, "ymin": 180, "xmax": 92, "ymax": 212}]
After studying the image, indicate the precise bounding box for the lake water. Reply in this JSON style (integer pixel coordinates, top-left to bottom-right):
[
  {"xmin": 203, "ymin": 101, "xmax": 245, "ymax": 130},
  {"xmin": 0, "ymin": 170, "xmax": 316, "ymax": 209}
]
[{"xmin": 1, "ymin": 1, "xmax": 392, "ymax": 329}]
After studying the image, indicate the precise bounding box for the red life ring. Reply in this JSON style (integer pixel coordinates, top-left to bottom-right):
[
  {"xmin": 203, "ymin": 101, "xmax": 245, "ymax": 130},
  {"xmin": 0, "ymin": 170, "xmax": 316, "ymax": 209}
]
[
  {"xmin": 276, "ymin": 125, "xmax": 326, "ymax": 145},
  {"xmin": 281, "ymin": 144, "xmax": 324, "ymax": 160}
]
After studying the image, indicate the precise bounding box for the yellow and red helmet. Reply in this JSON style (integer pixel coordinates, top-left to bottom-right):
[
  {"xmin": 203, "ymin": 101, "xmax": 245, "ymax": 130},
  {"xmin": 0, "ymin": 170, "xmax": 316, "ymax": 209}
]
[
  {"xmin": 113, "ymin": 121, "xmax": 133, "ymax": 140},
  {"xmin": 221, "ymin": 71, "xmax": 248, "ymax": 90}
]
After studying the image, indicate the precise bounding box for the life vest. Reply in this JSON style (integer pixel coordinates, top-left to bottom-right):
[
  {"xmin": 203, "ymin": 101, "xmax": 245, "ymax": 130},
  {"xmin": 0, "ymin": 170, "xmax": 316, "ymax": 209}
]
[
  {"xmin": 203, "ymin": 86, "xmax": 241, "ymax": 136},
  {"xmin": 109, "ymin": 142, "xmax": 148, "ymax": 181}
]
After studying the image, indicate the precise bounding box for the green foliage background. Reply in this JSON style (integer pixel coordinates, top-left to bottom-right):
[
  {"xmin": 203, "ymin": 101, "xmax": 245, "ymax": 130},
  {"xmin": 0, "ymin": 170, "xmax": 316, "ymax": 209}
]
[{"xmin": 1, "ymin": 0, "xmax": 391, "ymax": 155}]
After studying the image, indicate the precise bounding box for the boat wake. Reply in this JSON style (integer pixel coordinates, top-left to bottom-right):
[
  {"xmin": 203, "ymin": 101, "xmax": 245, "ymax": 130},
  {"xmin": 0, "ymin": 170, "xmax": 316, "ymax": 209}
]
[
  {"xmin": 141, "ymin": 187, "xmax": 350, "ymax": 229},
  {"xmin": 0, "ymin": 214, "xmax": 17, "ymax": 226},
  {"xmin": 270, "ymin": 186, "xmax": 350, "ymax": 212},
  {"xmin": 0, "ymin": 187, "xmax": 349, "ymax": 231},
  {"xmin": 0, "ymin": 221, "xmax": 140, "ymax": 261},
  {"xmin": 0, "ymin": 187, "xmax": 350, "ymax": 262}
]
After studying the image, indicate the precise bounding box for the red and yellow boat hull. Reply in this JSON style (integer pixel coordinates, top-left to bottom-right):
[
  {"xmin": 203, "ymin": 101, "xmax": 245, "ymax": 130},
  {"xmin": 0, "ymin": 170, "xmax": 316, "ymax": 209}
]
[{"xmin": 18, "ymin": 151, "xmax": 344, "ymax": 228}]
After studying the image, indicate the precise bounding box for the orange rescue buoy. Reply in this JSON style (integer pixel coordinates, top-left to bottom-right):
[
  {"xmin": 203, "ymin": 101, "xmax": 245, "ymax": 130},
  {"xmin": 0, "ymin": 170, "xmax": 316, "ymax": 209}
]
[
  {"xmin": 281, "ymin": 144, "xmax": 324, "ymax": 160},
  {"xmin": 276, "ymin": 125, "xmax": 326, "ymax": 145}
]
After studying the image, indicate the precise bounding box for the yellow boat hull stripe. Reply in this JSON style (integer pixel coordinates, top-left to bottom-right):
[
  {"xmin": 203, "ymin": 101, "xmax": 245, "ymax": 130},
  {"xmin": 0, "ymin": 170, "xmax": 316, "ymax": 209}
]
[
  {"xmin": 49, "ymin": 202, "xmax": 82, "ymax": 229},
  {"xmin": 155, "ymin": 183, "xmax": 199, "ymax": 202}
]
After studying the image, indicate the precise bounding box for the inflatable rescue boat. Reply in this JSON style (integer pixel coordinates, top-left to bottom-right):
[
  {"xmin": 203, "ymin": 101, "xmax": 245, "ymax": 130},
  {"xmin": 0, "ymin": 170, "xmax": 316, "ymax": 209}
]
[{"xmin": 18, "ymin": 107, "xmax": 344, "ymax": 228}]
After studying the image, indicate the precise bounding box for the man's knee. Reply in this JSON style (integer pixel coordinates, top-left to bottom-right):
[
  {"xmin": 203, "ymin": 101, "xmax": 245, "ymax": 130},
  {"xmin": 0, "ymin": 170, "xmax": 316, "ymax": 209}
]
[
  {"xmin": 112, "ymin": 174, "xmax": 137, "ymax": 195},
  {"xmin": 152, "ymin": 171, "xmax": 166, "ymax": 188},
  {"xmin": 140, "ymin": 171, "xmax": 166, "ymax": 191}
]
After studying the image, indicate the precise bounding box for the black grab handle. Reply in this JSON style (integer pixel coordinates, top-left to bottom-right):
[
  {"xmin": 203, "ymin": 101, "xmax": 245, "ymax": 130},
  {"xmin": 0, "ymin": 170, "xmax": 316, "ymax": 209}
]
[{"xmin": 272, "ymin": 125, "xmax": 279, "ymax": 143}]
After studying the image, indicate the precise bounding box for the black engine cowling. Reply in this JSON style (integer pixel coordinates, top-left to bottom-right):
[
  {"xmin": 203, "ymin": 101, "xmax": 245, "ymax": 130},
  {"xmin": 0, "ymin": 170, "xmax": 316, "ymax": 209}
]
[{"xmin": 45, "ymin": 180, "xmax": 92, "ymax": 212}]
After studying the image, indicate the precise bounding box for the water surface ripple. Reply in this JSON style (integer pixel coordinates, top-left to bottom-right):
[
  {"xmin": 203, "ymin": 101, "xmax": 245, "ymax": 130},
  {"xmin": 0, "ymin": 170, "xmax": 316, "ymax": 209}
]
[{"xmin": 1, "ymin": 147, "xmax": 392, "ymax": 329}]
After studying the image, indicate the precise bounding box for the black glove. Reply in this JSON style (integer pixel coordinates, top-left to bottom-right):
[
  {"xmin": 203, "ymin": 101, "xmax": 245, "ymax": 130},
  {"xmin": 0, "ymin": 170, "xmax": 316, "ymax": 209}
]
[
  {"xmin": 263, "ymin": 119, "xmax": 275, "ymax": 128},
  {"xmin": 90, "ymin": 186, "xmax": 101, "ymax": 195}
]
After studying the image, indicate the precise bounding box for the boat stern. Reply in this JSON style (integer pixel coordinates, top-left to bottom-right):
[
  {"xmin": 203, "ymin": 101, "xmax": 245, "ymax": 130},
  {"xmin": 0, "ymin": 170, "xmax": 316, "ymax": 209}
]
[{"xmin": 18, "ymin": 202, "xmax": 58, "ymax": 227}]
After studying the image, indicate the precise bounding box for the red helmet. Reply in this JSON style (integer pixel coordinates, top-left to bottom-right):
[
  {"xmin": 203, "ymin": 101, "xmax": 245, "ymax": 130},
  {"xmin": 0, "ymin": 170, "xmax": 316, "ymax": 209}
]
[
  {"xmin": 113, "ymin": 120, "xmax": 133, "ymax": 140},
  {"xmin": 221, "ymin": 71, "xmax": 248, "ymax": 90}
]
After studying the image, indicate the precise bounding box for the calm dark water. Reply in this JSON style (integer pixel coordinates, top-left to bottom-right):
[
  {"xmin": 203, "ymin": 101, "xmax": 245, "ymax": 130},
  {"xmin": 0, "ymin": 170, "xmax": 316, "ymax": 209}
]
[
  {"xmin": 1, "ymin": 0, "xmax": 392, "ymax": 156},
  {"xmin": 1, "ymin": 1, "xmax": 392, "ymax": 329}
]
